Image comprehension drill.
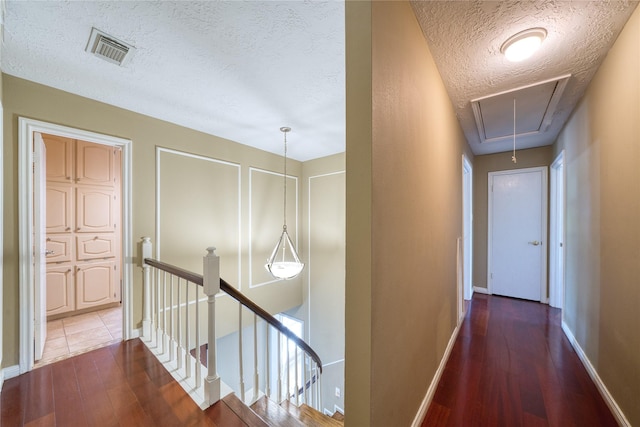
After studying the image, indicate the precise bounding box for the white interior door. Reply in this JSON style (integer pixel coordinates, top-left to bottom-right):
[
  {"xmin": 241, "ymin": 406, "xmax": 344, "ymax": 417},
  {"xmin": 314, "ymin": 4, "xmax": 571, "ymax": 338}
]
[
  {"xmin": 549, "ymin": 152, "xmax": 565, "ymax": 308},
  {"xmin": 33, "ymin": 132, "xmax": 47, "ymax": 360},
  {"xmin": 462, "ymin": 156, "xmax": 473, "ymax": 301},
  {"xmin": 488, "ymin": 167, "xmax": 547, "ymax": 302}
]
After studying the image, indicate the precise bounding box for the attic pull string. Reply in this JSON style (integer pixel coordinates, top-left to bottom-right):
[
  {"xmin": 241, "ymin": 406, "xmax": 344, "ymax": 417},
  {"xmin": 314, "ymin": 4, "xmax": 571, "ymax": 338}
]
[{"xmin": 512, "ymin": 98, "xmax": 517, "ymax": 164}]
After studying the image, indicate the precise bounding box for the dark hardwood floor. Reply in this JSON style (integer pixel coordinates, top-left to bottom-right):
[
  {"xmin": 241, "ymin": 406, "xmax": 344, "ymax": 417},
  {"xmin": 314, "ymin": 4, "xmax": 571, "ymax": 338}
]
[
  {"xmin": 0, "ymin": 339, "xmax": 267, "ymax": 427},
  {"xmin": 1, "ymin": 295, "xmax": 618, "ymax": 426},
  {"xmin": 423, "ymin": 294, "xmax": 618, "ymax": 427}
]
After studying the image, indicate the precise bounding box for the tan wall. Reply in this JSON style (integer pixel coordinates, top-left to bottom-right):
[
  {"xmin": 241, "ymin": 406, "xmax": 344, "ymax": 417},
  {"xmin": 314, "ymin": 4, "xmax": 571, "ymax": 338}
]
[
  {"xmin": 298, "ymin": 152, "xmax": 346, "ymax": 412},
  {"xmin": 0, "ymin": 70, "xmax": 4, "ymax": 378},
  {"xmin": 553, "ymin": 6, "xmax": 640, "ymax": 425},
  {"xmin": 2, "ymin": 75, "xmax": 304, "ymax": 367},
  {"xmin": 346, "ymin": 2, "xmax": 471, "ymax": 425},
  {"xmin": 472, "ymin": 146, "xmax": 553, "ymax": 290}
]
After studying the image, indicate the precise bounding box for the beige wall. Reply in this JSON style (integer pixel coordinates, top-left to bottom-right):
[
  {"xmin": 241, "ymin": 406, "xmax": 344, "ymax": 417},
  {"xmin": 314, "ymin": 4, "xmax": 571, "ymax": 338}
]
[
  {"xmin": 297, "ymin": 152, "xmax": 345, "ymax": 412},
  {"xmin": 553, "ymin": 6, "xmax": 640, "ymax": 425},
  {"xmin": 0, "ymin": 70, "xmax": 4, "ymax": 381},
  {"xmin": 346, "ymin": 2, "xmax": 471, "ymax": 425},
  {"xmin": 3, "ymin": 75, "xmax": 304, "ymax": 367},
  {"xmin": 472, "ymin": 146, "xmax": 553, "ymax": 290}
]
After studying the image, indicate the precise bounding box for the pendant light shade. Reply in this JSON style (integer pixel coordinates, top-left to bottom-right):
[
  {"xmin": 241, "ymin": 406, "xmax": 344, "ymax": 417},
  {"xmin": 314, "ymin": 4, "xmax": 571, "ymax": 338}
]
[{"xmin": 265, "ymin": 127, "xmax": 304, "ymax": 280}]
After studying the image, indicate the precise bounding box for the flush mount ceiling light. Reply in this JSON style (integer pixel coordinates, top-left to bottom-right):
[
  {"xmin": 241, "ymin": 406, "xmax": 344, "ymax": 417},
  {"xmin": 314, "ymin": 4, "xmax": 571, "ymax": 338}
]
[{"xmin": 501, "ymin": 28, "xmax": 547, "ymax": 62}]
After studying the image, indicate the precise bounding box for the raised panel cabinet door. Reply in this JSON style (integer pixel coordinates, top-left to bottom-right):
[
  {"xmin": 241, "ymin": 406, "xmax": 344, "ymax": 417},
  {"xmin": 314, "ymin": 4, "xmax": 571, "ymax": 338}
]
[
  {"xmin": 43, "ymin": 134, "xmax": 73, "ymax": 183},
  {"xmin": 77, "ymin": 234, "xmax": 116, "ymax": 260},
  {"xmin": 76, "ymin": 187, "xmax": 114, "ymax": 233},
  {"xmin": 76, "ymin": 140, "xmax": 114, "ymax": 186},
  {"xmin": 76, "ymin": 261, "xmax": 116, "ymax": 309},
  {"xmin": 46, "ymin": 265, "xmax": 74, "ymax": 315},
  {"xmin": 46, "ymin": 235, "xmax": 73, "ymax": 263},
  {"xmin": 46, "ymin": 184, "xmax": 73, "ymax": 233}
]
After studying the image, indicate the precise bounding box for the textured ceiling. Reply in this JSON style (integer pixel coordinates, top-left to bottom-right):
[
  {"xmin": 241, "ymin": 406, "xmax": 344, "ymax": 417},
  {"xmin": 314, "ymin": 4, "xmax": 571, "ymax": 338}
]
[
  {"xmin": 2, "ymin": 1, "xmax": 345, "ymax": 161},
  {"xmin": 2, "ymin": 1, "xmax": 638, "ymax": 159},
  {"xmin": 411, "ymin": 1, "xmax": 638, "ymax": 155}
]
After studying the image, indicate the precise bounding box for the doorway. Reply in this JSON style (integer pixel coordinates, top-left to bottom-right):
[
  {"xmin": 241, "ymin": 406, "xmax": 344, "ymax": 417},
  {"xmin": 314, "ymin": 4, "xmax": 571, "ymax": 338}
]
[
  {"xmin": 549, "ymin": 151, "xmax": 566, "ymax": 309},
  {"xmin": 487, "ymin": 167, "xmax": 548, "ymax": 302},
  {"xmin": 462, "ymin": 155, "xmax": 473, "ymax": 304},
  {"xmin": 36, "ymin": 133, "xmax": 124, "ymax": 366},
  {"xmin": 18, "ymin": 118, "xmax": 133, "ymax": 373}
]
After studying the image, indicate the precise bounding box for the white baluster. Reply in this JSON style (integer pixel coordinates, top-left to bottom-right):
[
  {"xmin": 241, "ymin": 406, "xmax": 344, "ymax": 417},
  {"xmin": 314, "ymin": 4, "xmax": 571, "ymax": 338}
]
[
  {"xmin": 177, "ymin": 277, "xmax": 183, "ymax": 370},
  {"xmin": 303, "ymin": 354, "xmax": 308, "ymax": 405},
  {"xmin": 286, "ymin": 337, "xmax": 290, "ymax": 402},
  {"xmin": 195, "ymin": 276, "xmax": 201, "ymax": 387},
  {"xmin": 318, "ymin": 372, "xmax": 323, "ymax": 410},
  {"xmin": 239, "ymin": 304, "xmax": 245, "ymax": 402},
  {"xmin": 294, "ymin": 347, "xmax": 299, "ymax": 406},
  {"xmin": 185, "ymin": 279, "xmax": 191, "ymax": 379},
  {"xmin": 253, "ymin": 314, "xmax": 259, "ymax": 402},
  {"xmin": 265, "ymin": 324, "xmax": 270, "ymax": 399},
  {"xmin": 169, "ymin": 274, "xmax": 174, "ymax": 362},
  {"xmin": 155, "ymin": 269, "xmax": 161, "ymax": 347},
  {"xmin": 203, "ymin": 247, "xmax": 221, "ymax": 405},
  {"xmin": 140, "ymin": 237, "xmax": 152, "ymax": 338},
  {"xmin": 277, "ymin": 332, "xmax": 282, "ymax": 403},
  {"xmin": 160, "ymin": 271, "xmax": 166, "ymax": 354}
]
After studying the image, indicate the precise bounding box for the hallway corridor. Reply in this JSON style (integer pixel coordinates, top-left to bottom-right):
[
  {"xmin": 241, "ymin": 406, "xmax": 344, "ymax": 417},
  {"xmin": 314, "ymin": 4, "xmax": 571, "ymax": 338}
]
[{"xmin": 423, "ymin": 294, "xmax": 617, "ymax": 426}]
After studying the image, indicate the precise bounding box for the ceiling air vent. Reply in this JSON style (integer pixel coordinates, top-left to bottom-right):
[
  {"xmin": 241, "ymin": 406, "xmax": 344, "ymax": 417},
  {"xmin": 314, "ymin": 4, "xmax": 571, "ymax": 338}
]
[{"xmin": 85, "ymin": 27, "xmax": 134, "ymax": 66}]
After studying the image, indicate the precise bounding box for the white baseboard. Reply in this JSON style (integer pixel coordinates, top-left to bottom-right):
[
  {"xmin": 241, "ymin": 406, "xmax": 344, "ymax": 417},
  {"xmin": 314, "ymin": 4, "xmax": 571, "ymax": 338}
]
[
  {"xmin": 411, "ymin": 317, "xmax": 463, "ymax": 427},
  {"xmin": 130, "ymin": 328, "xmax": 141, "ymax": 339},
  {"xmin": 561, "ymin": 321, "xmax": 630, "ymax": 427},
  {"xmin": 2, "ymin": 364, "xmax": 20, "ymax": 381},
  {"xmin": 473, "ymin": 286, "xmax": 489, "ymax": 294}
]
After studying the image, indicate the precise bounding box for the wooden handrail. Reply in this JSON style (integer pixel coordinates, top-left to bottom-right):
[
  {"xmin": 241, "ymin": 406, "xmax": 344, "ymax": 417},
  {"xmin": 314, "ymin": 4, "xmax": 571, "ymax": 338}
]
[{"xmin": 144, "ymin": 258, "xmax": 323, "ymax": 373}]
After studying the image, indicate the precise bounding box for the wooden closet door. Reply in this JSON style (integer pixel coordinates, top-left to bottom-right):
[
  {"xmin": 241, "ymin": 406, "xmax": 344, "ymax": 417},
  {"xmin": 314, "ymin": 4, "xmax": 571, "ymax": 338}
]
[
  {"xmin": 76, "ymin": 141, "xmax": 114, "ymax": 186},
  {"xmin": 76, "ymin": 261, "xmax": 116, "ymax": 309},
  {"xmin": 46, "ymin": 266, "xmax": 74, "ymax": 315},
  {"xmin": 45, "ymin": 235, "xmax": 73, "ymax": 263},
  {"xmin": 76, "ymin": 187, "xmax": 115, "ymax": 233},
  {"xmin": 43, "ymin": 135, "xmax": 73, "ymax": 183},
  {"xmin": 46, "ymin": 184, "xmax": 73, "ymax": 233}
]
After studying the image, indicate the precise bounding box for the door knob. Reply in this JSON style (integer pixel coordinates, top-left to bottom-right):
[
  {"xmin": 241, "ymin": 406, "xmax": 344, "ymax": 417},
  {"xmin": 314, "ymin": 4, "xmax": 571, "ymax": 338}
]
[
  {"xmin": 528, "ymin": 240, "xmax": 541, "ymax": 246},
  {"xmin": 45, "ymin": 249, "xmax": 55, "ymax": 255}
]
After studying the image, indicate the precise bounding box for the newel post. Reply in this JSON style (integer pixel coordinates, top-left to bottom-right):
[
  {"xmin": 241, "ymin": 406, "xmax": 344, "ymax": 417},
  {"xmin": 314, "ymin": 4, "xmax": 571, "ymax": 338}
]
[
  {"xmin": 141, "ymin": 237, "xmax": 153, "ymax": 339},
  {"xmin": 203, "ymin": 247, "xmax": 221, "ymax": 406}
]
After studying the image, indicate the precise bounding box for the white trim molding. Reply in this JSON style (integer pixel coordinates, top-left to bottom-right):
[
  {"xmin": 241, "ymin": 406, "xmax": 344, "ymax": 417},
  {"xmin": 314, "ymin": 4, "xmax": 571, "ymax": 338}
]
[
  {"xmin": 2, "ymin": 365, "xmax": 20, "ymax": 381},
  {"xmin": 561, "ymin": 321, "xmax": 631, "ymax": 427},
  {"xmin": 473, "ymin": 286, "xmax": 490, "ymax": 294},
  {"xmin": 155, "ymin": 147, "xmax": 241, "ymax": 290},
  {"xmin": 18, "ymin": 118, "xmax": 133, "ymax": 374},
  {"xmin": 412, "ymin": 314, "xmax": 464, "ymax": 427}
]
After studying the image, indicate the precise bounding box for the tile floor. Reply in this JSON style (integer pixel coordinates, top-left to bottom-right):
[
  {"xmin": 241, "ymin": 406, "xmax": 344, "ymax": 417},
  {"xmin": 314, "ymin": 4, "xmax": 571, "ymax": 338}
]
[{"xmin": 35, "ymin": 305, "xmax": 122, "ymax": 367}]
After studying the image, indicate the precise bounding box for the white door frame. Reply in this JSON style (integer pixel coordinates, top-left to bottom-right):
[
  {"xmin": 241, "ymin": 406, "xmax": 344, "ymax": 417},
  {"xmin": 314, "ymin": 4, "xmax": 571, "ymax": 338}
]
[
  {"xmin": 462, "ymin": 155, "xmax": 473, "ymax": 303},
  {"xmin": 18, "ymin": 117, "xmax": 133, "ymax": 374},
  {"xmin": 0, "ymin": 102, "xmax": 4, "ymax": 389},
  {"xmin": 549, "ymin": 151, "xmax": 566, "ymax": 309},
  {"xmin": 487, "ymin": 166, "xmax": 548, "ymax": 302}
]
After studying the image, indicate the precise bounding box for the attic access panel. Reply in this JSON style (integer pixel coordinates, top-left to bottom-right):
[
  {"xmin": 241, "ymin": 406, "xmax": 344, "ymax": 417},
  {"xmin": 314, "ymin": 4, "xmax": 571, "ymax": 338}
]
[{"xmin": 471, "ymin": 75, "xmax": 571, "ymax": 144}]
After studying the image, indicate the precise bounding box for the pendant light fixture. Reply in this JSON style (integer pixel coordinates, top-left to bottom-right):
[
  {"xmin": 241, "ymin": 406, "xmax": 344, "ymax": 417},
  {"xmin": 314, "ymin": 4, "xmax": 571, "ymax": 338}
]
[
  {"xmin": 265, "ymin": 127, "xmax": 304, "ymax": 280},
  {"xmin": 512, "ymin": 98, "xmax": 518, "ymax": 164}
]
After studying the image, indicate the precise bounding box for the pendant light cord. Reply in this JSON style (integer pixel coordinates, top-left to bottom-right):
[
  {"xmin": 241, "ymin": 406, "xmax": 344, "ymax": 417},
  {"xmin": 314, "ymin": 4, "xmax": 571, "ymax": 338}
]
[
  {"xmin": 283, "ymin": 129, "xmax": 288, "ymax": 230},
  {"xmin": 512, "ymin": 98, "xmax": 517, "ymax": 164}
]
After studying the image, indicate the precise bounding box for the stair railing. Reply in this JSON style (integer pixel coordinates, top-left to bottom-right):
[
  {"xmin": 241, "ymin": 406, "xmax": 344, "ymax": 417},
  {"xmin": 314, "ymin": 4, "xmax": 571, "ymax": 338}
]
[
  {"xmin": 139, "ymin": 237, "xmax": 323, "ymax": 412},
  {"xmin": 140, "ymin": 237, "xmax": 220, "ymax": 409}
]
